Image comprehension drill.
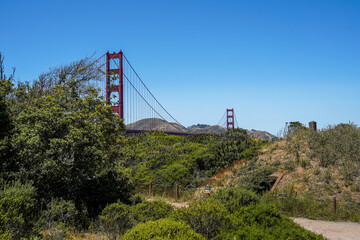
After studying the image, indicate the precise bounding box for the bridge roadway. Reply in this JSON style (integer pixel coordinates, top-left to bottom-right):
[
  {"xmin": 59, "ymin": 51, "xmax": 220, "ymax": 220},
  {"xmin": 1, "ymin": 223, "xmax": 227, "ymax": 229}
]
[{"xmin": 126, "ymin": 129, "xmax": 201, "ymax": 136}]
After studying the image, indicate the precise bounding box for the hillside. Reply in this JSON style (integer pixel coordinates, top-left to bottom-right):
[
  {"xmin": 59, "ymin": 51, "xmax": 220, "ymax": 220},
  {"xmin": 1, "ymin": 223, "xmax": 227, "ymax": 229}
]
[{"xmin": 202, "ymin": 124, "xmax": 360, "ymax": 221}]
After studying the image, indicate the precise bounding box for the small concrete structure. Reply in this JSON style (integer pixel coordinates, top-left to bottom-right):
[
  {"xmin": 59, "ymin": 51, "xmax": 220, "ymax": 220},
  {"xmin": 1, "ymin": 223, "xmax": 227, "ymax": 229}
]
[{"xmin": 309, "ymin": 121, "xmax": 317, "ymax": 131}]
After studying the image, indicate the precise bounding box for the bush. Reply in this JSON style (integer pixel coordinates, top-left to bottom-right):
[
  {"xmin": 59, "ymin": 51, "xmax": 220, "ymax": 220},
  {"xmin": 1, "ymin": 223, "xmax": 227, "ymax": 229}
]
[
  {"xmin": 130, "ymin": 194, "xmax": 145, "ymax": 206},
  {"xmin": 121, "ymin": 218, "xmax": 204, "ymax": 240},
  {"xmin": 40, "ymin": 198, "xmax": 78, "ymax": 227},
  {"xmin": 133, "ymin": 200, "xmax": 174, "ymax": 223},
  {"xmin": 0, "ymin": 181, "xmax": 38, "ymax": 240},
  {"xmin": 98, "ymin": 202, "xmax": 134, "ymax": 240},
  {"xmin": 171, "ymin": 198, "xmax": 228, "ymax": 239},
  {"xmin": 221, "ymin": 204, "xmax": 324, "ymax": 240},
  {"xmin": 239, "ymin": 167, "xmax": 274, "ymax": 193},
  {"xmin": 211, "ymin": 188, "xmax": 259, "ymax": 213},
  {"xmin": 37, "ymin": 198, "xmax": 79, "ymax": 239}
]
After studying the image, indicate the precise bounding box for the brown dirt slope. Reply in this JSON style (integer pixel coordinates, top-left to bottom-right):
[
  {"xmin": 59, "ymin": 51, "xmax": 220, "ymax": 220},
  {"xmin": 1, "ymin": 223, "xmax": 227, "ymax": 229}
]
[{"xmin": 202, "ymin": 138, "xmax": 360, "ymax": 204}]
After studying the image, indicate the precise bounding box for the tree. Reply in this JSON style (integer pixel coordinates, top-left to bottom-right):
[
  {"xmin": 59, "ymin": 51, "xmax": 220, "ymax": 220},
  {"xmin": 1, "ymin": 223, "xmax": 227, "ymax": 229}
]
[
  {"xmin": 0, "ymin": 52, "xmax": 15, "ymax": 178},
  {"xmin": 8, "ymin": 57, "xmax": 132, "ymax": 217},
  {"xmin": 287, "ymin": 121, "xmax": 306, "ymax": 136}
]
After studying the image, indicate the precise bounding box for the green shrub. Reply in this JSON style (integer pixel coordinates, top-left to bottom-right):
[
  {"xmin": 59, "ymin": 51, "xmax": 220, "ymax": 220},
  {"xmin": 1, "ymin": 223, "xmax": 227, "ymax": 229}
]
[
  {"xmin": 0, "ymin": 181, "xmax": 38, "ymax": 240},
  {"xmin": 36, "ymin": 198, "xmax": 79, "ymax": 239},
  {"xmin": 130, "ymin": 194, "xmax": 145, "ymax": 206},
  {"xmin": 98, "ymin": 202, "xmax": 134, "ymax": 240},
  {"xmin": 239, "ymin": 167, "xmax": 274, "ymax": 193},
  {"xmin": 122, "ymin": 218, "xmax": 204, "ymax": 240},
  {"xmin": 222, "ymin": 204, "xmax": 324, "ymax": 240},
  {"xmin": 40, "ymin": 198, "xmax": 78, "ymax": 227},
  {"xmin": 0, "ymin": 232, "xmax": 11, "ymax": 240},
  {"xmin": 171, "ymin": 198, "xmax": 228, "ymax": 239},
  {"xmin": 133, "ymin": 200, "xmax": 174, "ymax": 223},
  {"xmin": 211, "ymin": 188, "xmax": 259, "ymax": 213}
]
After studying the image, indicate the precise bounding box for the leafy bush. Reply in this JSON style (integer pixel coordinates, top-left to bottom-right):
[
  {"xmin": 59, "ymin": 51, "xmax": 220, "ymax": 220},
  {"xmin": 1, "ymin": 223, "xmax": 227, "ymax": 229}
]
[
  {"xmin": 239, "ymin": 167, "xmax": 274, "ymax": 193},
  {"xmin": 211, "ymin": 188, "xmax": 259, "ymax": 213},
  {"xmin": 133, "ymin": 200, "xmax": 174, "ymax": 223},
  {"xmin": 171, "ymin": 198, "xmax": 228, "ymax": 239},
  {"xmin": 98, "ymin": 202, "xmax": 134, "ymax": 240},
  {"xmin": 39, "ymin": 198, "xmax": 78, "ymax": 227},
  {"xmin": 121, "ymin": 218, "xmax": 204, "ymax": 240},
  {"xmin": 0, "ymin": 181, "xmax": 38, "ymax": 240},
  {"xmin": 36, "ymin": 198, "xmax": 82, "ymax": 239},
  {"xmin": 130, "ymin": 194, "xmax": 145, "ymax": 206},
  {"xmin": 221, "ymin": 204, "xmax": 324, "ymax": 240}
]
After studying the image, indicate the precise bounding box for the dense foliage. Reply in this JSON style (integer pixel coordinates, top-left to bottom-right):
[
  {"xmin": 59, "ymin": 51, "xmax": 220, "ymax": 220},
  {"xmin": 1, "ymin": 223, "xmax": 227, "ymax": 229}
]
[
  {"xmin": 120, "ymin": 129, "xmax": 264, "ymax": 192},
  {"xmin": 0, "ymin": 54, "xmax": 325, "ymax": 239},
  {"xmin": 0, "ymin": 55, "xmax": 134, "ymax": 238}
]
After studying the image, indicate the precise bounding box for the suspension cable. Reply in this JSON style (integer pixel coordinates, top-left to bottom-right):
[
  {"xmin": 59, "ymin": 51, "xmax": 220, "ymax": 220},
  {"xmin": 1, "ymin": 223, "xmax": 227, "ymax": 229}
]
[
  {"xmin": 216, "ymin": 110, "xmax": 226, "ymax": 126},
  {"xmin": 234, "ymin": 113, "xmax": 239, "ymax": 129},
  {"xmin": 122, "ymin": 53, "xmax": 184, "ymax": 127},
  {"xmin": 122, "ymin": 73, "xmax": 167, "ymax": 122}
]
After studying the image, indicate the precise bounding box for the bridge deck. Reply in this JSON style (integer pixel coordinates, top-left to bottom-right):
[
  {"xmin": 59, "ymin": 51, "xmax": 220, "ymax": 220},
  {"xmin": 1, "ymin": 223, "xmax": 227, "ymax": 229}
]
[{"xmin": 125, "ymin": 129, "xmax": 210, "ymax": 136}]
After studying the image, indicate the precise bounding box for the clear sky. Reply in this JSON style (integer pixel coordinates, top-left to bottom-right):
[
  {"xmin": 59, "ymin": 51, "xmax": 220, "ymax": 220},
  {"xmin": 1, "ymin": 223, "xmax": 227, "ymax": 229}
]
[{"xmin": 1, "ymin": 0, "xmax": 359, "ymax": 135}]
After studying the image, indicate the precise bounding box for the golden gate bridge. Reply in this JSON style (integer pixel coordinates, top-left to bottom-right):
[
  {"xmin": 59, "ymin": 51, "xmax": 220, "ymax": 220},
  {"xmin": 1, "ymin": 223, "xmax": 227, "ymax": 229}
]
[{"xmin": 87, "ymin": 50, "xmax": 239, "ymax": 135}]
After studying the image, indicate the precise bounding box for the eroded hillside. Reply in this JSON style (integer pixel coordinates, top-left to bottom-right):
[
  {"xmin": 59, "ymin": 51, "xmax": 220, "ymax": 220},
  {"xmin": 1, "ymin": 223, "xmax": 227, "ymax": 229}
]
[{"xmin": 203, "ymin": 124, "xmax": 360, "ymax": 221}]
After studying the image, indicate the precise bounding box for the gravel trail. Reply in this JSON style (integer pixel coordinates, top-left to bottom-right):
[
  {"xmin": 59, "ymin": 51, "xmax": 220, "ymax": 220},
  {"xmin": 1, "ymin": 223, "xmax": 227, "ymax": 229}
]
[{"xmin": 293, "ymin": 218, "xmax": 360, "ymax": 240}]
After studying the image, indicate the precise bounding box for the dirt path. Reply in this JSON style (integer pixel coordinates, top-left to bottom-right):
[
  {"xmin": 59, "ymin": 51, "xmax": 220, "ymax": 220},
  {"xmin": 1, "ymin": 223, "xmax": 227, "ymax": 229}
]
[
  {"xmin": 147, "ymin": 198, "xmax": 189, "ymax": 208},
  {"xmin": 293, "ymin": 218, "xmax": 360, "ymax": 240}
]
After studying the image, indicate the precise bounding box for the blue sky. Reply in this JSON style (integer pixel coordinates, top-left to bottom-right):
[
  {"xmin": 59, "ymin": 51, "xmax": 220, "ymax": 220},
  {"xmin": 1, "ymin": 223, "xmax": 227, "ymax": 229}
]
[{"xmin": 1, "ymin": 0, "xmax": 359, "ymax": 135}]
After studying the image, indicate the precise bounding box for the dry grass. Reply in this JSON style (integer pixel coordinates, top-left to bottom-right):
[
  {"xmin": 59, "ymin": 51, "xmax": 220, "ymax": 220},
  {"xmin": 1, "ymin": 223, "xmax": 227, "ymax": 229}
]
[{"xmin": 194, "ymin": 137, "xmax": 360, "ymax": 205}]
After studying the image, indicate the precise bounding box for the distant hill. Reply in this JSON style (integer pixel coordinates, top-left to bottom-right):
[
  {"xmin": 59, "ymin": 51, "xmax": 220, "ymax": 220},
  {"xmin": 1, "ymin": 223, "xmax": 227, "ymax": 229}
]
[
  {"xmin": 128, "ymin": 119, "xmax": 277, "ymax": 141},
  {"xmin": 248, "ymin": 129, "xmax": 278, "ymax": 141},
  {"xmin": 188, "ymin": 124, "xmax": 278, "ymax": 141},
  {"xmin": 188, "ymin": 124, "xmax": 226, "ymax": 134},
  {"xmin": 127, "ymin": 118, "xmax": 187, "ymax": 132}
]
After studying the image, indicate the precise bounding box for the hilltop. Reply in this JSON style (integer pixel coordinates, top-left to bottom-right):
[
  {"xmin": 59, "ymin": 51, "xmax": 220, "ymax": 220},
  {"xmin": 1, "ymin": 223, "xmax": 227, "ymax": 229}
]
[{"xmin": 127, "ymin": 118, "xmax": 188, "ymax": 132}]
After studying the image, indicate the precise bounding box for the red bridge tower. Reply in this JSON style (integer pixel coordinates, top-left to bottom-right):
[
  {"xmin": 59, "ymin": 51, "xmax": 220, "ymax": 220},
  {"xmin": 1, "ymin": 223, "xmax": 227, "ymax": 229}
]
[
  {"xmin": 226, "ymin": 108, "xmax": 234, "ymax": 131},
  {"xmin": 106, "ymin": 50, "xmax": 124, "ymax": 119}
]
